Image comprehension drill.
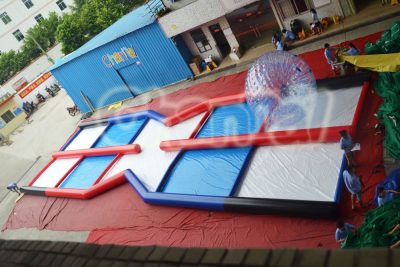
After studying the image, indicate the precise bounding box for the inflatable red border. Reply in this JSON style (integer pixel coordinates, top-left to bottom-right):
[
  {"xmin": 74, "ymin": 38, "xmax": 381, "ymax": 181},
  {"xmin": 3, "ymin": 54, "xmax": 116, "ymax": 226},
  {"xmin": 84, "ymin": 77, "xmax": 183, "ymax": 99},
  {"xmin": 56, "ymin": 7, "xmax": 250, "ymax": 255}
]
[
  {"xmin": 52, "ymin": 144, "xmax": 141, "ymax": 158},
  {"xmin": 160, "ymin": 81, "xmax": 369, "ymax": 151},
  {"xmin": 22, "ymin": 81, "xmax": 369, "ymax": 200}
]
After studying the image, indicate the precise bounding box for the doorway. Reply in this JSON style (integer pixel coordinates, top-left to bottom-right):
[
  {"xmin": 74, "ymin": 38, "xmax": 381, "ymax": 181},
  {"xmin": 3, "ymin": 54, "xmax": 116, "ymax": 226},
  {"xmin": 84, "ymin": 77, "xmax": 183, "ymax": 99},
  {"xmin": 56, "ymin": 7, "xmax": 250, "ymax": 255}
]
[
  {"xmin": 226, "ymin": 0, "xmax": 279, "ymax": 50},
  {"xmin": 208, "ymin": 23, "xmax": 231, "ymax": 57}
]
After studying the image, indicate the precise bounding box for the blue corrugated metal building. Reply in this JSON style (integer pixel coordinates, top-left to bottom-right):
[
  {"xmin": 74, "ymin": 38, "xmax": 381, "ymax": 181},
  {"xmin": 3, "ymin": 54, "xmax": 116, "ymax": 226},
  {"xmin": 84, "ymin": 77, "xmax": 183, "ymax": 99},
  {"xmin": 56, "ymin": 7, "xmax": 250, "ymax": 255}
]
[{"xmin": 50, "ymin": 5, "xmax": 193, "ymax": 112}]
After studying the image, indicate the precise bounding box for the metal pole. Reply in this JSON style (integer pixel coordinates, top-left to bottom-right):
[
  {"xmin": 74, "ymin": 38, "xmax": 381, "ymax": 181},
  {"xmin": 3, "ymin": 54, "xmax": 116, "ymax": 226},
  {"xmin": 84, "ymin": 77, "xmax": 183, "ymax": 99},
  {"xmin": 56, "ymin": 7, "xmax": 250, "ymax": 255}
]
[{"xmin": 30, "ymin": 36, "xmax": 54, "ymax": 64}]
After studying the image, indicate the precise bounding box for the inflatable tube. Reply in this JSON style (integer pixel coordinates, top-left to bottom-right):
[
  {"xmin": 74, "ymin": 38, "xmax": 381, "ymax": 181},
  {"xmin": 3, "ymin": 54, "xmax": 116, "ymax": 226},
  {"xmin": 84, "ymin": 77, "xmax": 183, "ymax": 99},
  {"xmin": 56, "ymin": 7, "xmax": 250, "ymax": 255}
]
[
  {"xmin": 79, "ymin": 110, "xmax": 165, "ymax": 128},
  {"xmin": 334, "ymin": 155, "xmax": 348, "ymax": 204},
  {"xmin": 27, "ymin": 158, "xmax": 56, "ymax": 186},
  {"xmin": 124, "ymin": 169, "xmax": 225, "ymax": 210},
  {"xmin": 223, "ymin": 197, "xmax": 338, "ymax": 218},
  {"xmin": 188, "ymin": 111, "xmax": 212, "ymax": 139},
  {"xmin": 91, "ymin": 154, "xmax": 122, "ymax": 186},
  {"xmin": 164, "ymin": 94, "xmax": 246, "ymax": 127},
  {"xmin": 124, "ymin": 169, "xmax": 337, "ymax": 218},
  {"xmin": 52, "ymin": 144, "xmax": 141, "ymax": 158},
  {"xmin": 44, "ymin": 171, "xmax": 126, "ymax": 199},
  {"xmin": 164, "ymin": 102, "xmax": 210, "ymax": 127},
  {"xmin": 160, "ymin": 126, "xmax": 351, "ymax": 151},
  {"xmin": 350, "ymin": 81, "xmax": 369, "ymax": 137},
  {"xmin": 60, "ymin": 127, "xmax": 82, "ymax": 151}
]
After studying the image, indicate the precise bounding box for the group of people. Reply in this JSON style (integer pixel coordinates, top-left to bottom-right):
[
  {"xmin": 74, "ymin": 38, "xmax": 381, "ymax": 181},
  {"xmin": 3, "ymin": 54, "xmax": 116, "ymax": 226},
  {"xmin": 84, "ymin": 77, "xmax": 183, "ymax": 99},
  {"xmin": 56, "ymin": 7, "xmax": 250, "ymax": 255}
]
[
  {"xmin": 335, "ymin": 219, "xmax": 400, "ymax": 248},
  {"xmin": 271, "ymin": 29, "xmax": 296, "ymax": 51},
  {"xmin": 271, "ymin": 8, "xmax": 325, "ymax": 51},
  {"xmin": 324, "ymin": 42, "xmax": 361, "ymax": 74},
  {"xmin": 336, "ymin": 130, "xmax": 400, "ymax": 248}
]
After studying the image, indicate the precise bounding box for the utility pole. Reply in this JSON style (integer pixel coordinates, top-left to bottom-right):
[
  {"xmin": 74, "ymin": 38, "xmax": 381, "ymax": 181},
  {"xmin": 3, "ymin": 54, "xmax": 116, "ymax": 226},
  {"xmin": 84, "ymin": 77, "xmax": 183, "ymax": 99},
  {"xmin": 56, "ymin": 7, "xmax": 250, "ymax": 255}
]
[{"xmin": 30, "ymin": 35, "xmax": 54, "ymax": 64}]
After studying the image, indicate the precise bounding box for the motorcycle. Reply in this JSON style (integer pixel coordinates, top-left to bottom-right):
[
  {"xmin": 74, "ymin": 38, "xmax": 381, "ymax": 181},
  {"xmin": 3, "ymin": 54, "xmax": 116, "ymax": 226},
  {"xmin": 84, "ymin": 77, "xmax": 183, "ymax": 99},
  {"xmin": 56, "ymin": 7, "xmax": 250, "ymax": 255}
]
[
  {"xmin": 45, "ymin": 87, "xmax": 56, "ymax": 97},
  {"xmin": 22, "ymin": 101, "xmax": 37, "ymax": 117},
  {"xmin": 67, "ymin": 104, "xmax": 79, "ymax": 116},
  {"xmin": 36, "ymin": 93, "xmax": 46, "ymax": 104},
  {"xmin": 51, "ymin": 83, "xmax": 61, "ymax": 92}
]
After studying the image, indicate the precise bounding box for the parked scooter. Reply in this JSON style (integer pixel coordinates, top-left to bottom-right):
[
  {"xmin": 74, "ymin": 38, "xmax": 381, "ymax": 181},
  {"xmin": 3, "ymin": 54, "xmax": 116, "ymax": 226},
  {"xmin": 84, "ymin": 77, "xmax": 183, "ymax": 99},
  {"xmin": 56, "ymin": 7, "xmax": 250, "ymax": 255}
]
[
  {"xmin": 45, "ymin": 86, "xmax": 56, "ymax": 97},
  {"xmin": 22, "ymin": 101, "xmax": 37, "ymax": 117},
  {"xmin": 36, "ymin": 93, "xmax": 46, "ymax": 104},
  {"xmin": 67, "ymin": 104, "xmax": 79, "ymax": 116},
  {"xmin": 51, "ymin": 83, "xmax": 61, "ymax": 92}
]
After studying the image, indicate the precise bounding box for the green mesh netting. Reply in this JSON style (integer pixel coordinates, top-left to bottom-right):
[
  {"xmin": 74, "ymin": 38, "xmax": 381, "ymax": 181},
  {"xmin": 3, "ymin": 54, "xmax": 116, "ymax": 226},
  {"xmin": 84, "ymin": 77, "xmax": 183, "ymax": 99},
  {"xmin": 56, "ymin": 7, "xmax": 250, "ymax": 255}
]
[
  {"xmin": 342, "ymin": 198, "xmax": 400, "ymax": 248},
  {"xmin": 366, "ymin": 21, "xmax": 400, "ymax": 159}
]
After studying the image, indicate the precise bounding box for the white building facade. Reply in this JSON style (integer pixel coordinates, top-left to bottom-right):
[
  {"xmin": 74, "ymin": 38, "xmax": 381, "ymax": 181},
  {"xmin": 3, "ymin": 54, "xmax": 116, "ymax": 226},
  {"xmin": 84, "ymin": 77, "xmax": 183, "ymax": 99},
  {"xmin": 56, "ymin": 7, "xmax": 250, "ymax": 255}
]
[
  {"xmin": 0, "ymin": 0, "xmax": 74, "ymax": 52},
  {"xmin": 158, "ymin": 0, "xmax": 359, "ymax": 64},
  {"xmin": 159, "ymin": 0, "xmax": 279, "ymax": 63}
]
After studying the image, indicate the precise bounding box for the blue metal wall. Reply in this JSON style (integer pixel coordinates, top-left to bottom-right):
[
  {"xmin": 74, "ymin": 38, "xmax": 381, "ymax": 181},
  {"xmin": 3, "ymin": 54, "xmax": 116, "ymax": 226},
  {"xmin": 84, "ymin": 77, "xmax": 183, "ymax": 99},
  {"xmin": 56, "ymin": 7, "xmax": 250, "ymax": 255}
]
[
  {"xmin": 51, "ymin": 23, "xmax": 193, "ymax": 112},
  {"xmin": 174, "ymin": 35, "xmax": 193, "ymax": 64}
]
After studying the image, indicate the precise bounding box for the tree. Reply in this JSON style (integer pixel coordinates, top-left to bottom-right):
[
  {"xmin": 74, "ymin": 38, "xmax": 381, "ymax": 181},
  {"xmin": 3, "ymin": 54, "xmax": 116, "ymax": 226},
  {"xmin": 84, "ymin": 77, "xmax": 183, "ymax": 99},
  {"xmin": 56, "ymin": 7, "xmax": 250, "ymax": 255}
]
[
  {"xmin": 56, "ymin": 0, "xmax": 146, "ymax": 54},
  {"xmin": 41, "ymin": 12, "xmax": 61, "ymax": 47},
  {"xmin": 56, "ymin": 14, "xmax": 87, "ymax": 54}
]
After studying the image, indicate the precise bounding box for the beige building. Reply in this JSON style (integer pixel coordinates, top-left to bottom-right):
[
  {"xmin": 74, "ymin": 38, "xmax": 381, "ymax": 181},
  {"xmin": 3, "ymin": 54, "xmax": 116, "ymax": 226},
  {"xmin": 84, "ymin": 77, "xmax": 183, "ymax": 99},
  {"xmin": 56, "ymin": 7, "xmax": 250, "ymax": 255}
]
[
  {"xmin": 0, "ymin": 93, "xmax": 26, "ymax": 137},
  {"xmin": 269, "ymin": 0, "xmax": 357, "ymax": 30},
  {"xmin": 158, "ymin": 0, "xmax": 362, "ymax": 66}
]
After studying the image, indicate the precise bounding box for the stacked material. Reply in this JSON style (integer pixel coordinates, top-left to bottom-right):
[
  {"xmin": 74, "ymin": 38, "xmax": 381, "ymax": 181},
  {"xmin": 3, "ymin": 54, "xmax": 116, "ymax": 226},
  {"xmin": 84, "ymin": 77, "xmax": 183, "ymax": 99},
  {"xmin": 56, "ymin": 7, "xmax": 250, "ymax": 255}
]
[
  {"xmin": 343, "ymin": 198, "xmax": 400, "ymax": 248},
  {"xmin": 365, "ymin": 21, "xmax": 400, "ymax": 158}
]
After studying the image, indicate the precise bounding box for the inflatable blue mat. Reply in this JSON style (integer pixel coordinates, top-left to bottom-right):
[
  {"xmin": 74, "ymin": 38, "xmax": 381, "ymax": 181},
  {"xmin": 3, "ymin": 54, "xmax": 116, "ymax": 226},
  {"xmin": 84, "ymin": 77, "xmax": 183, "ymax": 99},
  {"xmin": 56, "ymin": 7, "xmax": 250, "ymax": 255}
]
[
  {"xmin": 60, "ymin": 155, "xmax": 115, "ymax": 189},
  {"xmin": 94, "ymin": 119, "xmax": 146, "ymax": 148},
  {"xmin": 197, "ymin": 103, "xmax": 262, "ymax": 137}
]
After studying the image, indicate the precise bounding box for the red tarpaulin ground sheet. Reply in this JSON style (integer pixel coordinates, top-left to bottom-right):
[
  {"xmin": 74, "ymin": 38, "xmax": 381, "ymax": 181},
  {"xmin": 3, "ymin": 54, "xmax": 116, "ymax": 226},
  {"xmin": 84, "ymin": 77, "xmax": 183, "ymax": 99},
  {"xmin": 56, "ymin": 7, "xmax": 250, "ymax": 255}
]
[{"xmin": 3, "ymin": 32, "xmax": 385, "ymax": 248}]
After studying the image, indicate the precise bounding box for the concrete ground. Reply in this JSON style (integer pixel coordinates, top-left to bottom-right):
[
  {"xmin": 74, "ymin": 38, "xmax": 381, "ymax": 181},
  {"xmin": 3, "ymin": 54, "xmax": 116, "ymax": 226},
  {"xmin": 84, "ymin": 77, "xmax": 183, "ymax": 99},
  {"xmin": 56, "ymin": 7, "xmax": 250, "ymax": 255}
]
[
  {"xmin": 0, "ymin": 91, "xmax": 88, "ymax": 241},
  {"xmin": 0, "ymin": 14, "xmax": 399, "ymax": 243}
]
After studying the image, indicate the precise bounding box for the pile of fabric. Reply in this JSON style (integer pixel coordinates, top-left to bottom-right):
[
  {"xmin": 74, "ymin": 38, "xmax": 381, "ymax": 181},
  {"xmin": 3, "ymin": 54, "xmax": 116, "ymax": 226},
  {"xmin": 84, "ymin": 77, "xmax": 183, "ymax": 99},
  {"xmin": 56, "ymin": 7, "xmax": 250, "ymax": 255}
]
[
  {"xmin": 364, "ymin": 21, "xmax": 400, "ymax": 158},
  {"xmin": 343, "ymin": 198, "xmax": 400, "ymax": 248}
]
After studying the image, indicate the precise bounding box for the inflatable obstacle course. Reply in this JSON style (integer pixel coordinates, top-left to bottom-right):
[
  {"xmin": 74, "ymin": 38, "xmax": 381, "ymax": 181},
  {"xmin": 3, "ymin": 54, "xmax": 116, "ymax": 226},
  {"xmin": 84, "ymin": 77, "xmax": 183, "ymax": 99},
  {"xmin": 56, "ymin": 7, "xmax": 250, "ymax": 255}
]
[{"xmin": 21, "ymin": 75, "xmax": 369, "ymax": 218}]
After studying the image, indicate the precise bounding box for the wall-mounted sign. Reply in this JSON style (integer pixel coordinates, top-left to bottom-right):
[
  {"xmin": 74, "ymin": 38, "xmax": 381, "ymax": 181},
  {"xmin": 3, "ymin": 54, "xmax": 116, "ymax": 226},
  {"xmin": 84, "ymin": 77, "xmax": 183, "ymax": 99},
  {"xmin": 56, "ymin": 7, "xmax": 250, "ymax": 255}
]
[
  {"xmin": 102, "ymin": 47, "xmax": 138, "ymax": 68},
  {"xmin": 12, "ymin": 77, "xmax": 28, "ymax": 92},
  {"xmin": 220, "ymin": 0, "xmax": 259, "ymax": 13},
  {"xmin": 313, "ymin": 0, "xmax": 331, "ymax": 8},
  {"xmin": 18, "ymin": 72, "xmax": 52, "ymax": 99}
]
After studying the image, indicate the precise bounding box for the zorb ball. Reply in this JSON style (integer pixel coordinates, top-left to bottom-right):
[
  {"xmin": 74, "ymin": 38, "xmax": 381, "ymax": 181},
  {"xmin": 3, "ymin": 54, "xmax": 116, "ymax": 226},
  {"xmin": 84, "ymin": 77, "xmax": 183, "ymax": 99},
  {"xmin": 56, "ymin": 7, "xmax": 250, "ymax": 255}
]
[{"xmin": 245, "ymin": 51, "xmax": 316, "ymax": 124}]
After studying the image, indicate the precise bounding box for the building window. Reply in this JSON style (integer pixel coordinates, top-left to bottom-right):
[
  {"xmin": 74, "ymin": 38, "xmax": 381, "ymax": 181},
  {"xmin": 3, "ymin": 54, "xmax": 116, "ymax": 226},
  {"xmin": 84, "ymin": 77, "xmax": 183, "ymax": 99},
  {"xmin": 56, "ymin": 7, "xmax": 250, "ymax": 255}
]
[
  {"xmin": 1, "ymin": 110, "xmax": 15, "ymax": 123},
  {"xmin": 34, "ymin": 14, "xmax": 44, "ymax": 23},
  {"xmin": 0, "ymin": 12, "xmax": 12, "ymax": 24},
  {"xmin": 22, "ymin": 0, "xmax": 34, "ymax": 9},
  {"xmin": 190, "ymin": 29, "xmax": 212, "ymax": 53},
  {"xmin": 13, "ymin": 29, "xmax": 24, "ymax": 41},
  {"xmin": 56, "ymin": 0, "xmax": 67, "ymax": 11},
  {"xmin": 276, "ymin": 0, "xmax": 310, "ymax": 19}
]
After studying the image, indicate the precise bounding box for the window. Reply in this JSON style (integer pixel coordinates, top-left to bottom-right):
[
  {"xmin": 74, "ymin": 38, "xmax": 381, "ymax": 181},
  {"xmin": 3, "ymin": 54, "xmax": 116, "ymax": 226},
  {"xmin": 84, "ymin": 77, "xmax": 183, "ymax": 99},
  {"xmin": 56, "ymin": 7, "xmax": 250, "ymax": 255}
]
[
  {"xmin": 0, "ymin": 12, "xmax": 12, "ymax": 24},
  {"xmin": 34, "ymin": 14, "xmax": 44, "ymax": 23},
  {"xmin": 13, "ymin": 29, "xmax": 24, "ymax": 41},
  {"xmin": 22, "ymin": 0, "xmax": 34, "ymax": 9},
  {"xmin": 276, "ymin": 0, "xmax": 310, "ymax": 19},
  {"xmin": 190, "ymin": 29, "xmax": 212, "ymax": 53},
  {"xmin": 1, "ymin": 110, "xmax": 15, "ymax": 124},
  {"xmin": 56, "ymin": 0, "xmax": 67, "ymax": 11}
]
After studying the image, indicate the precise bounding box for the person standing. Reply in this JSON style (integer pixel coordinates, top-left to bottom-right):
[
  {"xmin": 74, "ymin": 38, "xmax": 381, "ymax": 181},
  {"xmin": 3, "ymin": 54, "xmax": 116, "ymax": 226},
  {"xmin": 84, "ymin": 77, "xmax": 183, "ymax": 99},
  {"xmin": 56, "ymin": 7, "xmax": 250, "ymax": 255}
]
[
  {"xmin": 377, "ymin": 187, "xmax": 400, "ymax": 207},
  {"xmin": 272, "ymin": 33, "xmax": 281, "ymax": 49},
  {"xmin": 345, "ymin": 43, "xmax": 360, "ymax": 56},
  {"xmin": 339, "ymin": 130, "xmax": 357, "ymax": 166},
  {"xmin": 310, "ymin": 8, "xmax": 322, "ymax": 34},
  {"xmin": 343, "ymin": 167, "xmax": 364, "ymax": 210},
  {"xmin": 282, "ymin": 29, "xmax": 296, "ymax": 42},
  {"xmin": 335, "ymin": 219, "xmax": 355, "ymax": 244},
  {"xmin": 324, "ymin": 43, "xmax": 337, "ymax": 65}
]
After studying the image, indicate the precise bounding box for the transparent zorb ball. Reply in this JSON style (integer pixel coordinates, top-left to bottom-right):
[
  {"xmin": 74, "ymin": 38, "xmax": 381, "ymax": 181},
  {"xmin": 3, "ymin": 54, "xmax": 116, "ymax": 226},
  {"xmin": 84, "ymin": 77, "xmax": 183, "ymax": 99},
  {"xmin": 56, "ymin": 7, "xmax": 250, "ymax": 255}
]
[{"xmin": 245, "ymin": 51, "xmax": 317, "ymax": 127}]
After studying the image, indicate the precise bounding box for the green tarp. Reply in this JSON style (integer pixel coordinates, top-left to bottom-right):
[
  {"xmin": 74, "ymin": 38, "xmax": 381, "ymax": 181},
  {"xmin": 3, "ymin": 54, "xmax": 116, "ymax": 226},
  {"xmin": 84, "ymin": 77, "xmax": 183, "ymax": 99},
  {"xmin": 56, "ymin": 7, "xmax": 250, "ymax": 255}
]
[
  {"xmin": 343, "ymin": 198, "xmax": 400, "ymax": 248},
  {"xmin": 365, "ymin": 21, "xmax": 400, "ymax": 159}
]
